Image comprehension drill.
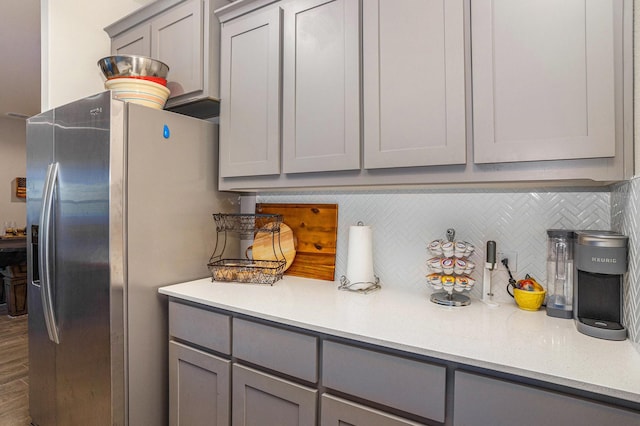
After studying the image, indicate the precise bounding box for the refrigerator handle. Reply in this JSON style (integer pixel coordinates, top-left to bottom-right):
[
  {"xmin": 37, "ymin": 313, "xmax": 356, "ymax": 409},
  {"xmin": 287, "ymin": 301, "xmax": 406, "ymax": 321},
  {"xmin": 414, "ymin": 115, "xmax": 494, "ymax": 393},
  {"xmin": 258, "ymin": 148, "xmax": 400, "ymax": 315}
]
[{"xmin": 39, "ymin": 162, "xmax": 60, "ymax": 344}]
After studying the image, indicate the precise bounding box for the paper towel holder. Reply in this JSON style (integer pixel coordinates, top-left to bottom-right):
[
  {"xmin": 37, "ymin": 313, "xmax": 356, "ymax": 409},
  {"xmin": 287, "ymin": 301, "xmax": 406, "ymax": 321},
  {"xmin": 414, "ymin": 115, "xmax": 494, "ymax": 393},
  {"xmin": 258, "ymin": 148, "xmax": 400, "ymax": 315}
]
[
  {"xmin": 339, "ymin": 274, "xmax": 380, "ymax": 294},
  {"xmin": 339, "ymin": 221, "xmax": 381, "ymax": 294}
]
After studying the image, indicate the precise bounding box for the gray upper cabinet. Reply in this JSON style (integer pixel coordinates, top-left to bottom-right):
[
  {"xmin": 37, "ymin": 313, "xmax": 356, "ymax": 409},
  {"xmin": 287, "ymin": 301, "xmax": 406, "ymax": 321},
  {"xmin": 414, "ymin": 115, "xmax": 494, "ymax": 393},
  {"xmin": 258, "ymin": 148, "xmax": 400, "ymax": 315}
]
[
  {"xmin": 111, "ymin": 24, "xmax": 150, "ymax": 56},
  {"xmin": 105, "ymin": 0, "xmax": 221, "ymax": 118},
  {"xmin": 216, "ymin": 0, "xmax": 632, "ymax": 191},
  {"xmin": 472, "ymin": 0, "xmax": 618, "ymax": 164},
  {"xmin": 281, "ymin": 0, "xmax": 360, "ymax": 174},
  {"xmin": 219, "ymin": 6, "xmax": 281, "ymax": 177},
  {"xmin": 363, "ymin": 0, "xmax": 466, "ymax": 169},
  {"xmin": 152, "ymin": 0, "xmax": 204, "ymax": 102}
]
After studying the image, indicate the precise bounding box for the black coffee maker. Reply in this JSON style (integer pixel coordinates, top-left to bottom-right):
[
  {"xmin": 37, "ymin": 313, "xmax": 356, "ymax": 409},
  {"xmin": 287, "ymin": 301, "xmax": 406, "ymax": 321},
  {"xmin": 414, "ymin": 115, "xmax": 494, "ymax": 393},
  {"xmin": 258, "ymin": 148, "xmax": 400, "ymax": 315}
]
[{"xmin": 574, "ymin": 231, "xmax": 628, "ymax": 341}]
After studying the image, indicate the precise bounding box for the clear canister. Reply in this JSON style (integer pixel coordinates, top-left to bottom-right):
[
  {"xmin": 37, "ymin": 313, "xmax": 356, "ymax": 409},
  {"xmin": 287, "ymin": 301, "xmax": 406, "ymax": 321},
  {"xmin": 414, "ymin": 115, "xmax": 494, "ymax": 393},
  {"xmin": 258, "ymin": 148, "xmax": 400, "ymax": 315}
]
[{"xmin": 546, "ymin": 229, "xmax": 574, "ymax": 319}]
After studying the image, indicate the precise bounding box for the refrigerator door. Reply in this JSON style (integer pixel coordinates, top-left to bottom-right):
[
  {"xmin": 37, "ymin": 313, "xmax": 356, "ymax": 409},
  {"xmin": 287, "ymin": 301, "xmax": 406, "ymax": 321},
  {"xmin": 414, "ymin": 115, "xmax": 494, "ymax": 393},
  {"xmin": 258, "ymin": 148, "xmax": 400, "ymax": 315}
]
[
  {"xmin": 28, "ymin": 92, "xmax": 123, "ymax": 426},
  {"xmin": 52, "ymin": 92, "xmax": 115, "ymax": 425},
  {"xmin": 27, "ymin": 109, "xmax": 57, "ymax": 426},
  {"xmin": 125, "ymin": 103, "xmax": 238, "ymax": 425}
]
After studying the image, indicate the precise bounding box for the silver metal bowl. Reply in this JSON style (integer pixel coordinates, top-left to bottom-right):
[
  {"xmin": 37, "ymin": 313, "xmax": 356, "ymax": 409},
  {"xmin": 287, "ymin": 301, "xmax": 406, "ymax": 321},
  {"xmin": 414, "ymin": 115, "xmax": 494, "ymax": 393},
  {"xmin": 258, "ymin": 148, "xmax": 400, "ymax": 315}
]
[{"xmin": 97, "ymin": 55, "xmax": 170, "ymax": 79}]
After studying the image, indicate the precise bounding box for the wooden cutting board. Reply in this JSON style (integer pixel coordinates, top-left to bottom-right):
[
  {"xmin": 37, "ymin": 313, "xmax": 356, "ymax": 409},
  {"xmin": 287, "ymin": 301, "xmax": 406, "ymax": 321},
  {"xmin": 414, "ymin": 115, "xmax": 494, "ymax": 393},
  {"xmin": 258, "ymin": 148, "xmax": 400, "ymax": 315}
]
[
  {"xmin": 250, "ymin": 223, "xmax": 297, "ymax": 271},
  {"xmin": 256, "ymin": 203, "xmax": 338, "ymax": 281}
]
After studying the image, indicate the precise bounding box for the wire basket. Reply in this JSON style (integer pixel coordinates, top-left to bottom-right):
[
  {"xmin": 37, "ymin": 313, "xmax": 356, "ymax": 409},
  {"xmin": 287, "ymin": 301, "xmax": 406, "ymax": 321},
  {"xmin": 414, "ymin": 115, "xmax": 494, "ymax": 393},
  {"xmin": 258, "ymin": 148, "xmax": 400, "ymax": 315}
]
[
  {"xmin": 209, "ymin": 213, "xmax": 286, "ymax": 285},
  {"xmin": 208, "ymin": 259, "xmax": 285, "ymax": 285}
]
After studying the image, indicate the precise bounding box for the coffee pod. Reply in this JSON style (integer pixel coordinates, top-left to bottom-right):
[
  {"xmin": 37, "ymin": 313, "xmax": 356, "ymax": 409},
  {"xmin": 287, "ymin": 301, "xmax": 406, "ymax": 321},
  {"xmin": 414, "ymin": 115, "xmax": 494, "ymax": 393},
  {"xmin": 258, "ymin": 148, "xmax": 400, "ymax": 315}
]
[
  {"xmin": 428, "ymin": 257, "xmax": 443, "ymax": 272},
  {"xmin": 454, "ymin": 241, "xmax": 467, "ymax": 257},
  {"xmin": 454, "ymin": 258, "xmax": 467, "ymax": 275},
  {"xmin": 441, "ymin": 275, "xmax": 455, "ymax": 289},
  {"xmin": 428, "ymin": 239, "xmax": 443, "ymax": 255},
  {"xmin": 455, "ymin": 275, "xmax": 469, "ymax": 292},
  {"xmin": 465, "ymin": 259, "xmax": 476, "ymax": 273},
  {"xmin": 464, "ymin": 242, "xmax": 475, "ymax": 257},
  {"xmin": 441, "ymin": 241, "xmax": 454, "ymax": 257},
  {"xmin": 427, "ymin": 273, "xmax": 442, "ymax": 289},
  {"xmin": 441, "ymin": 257, "xmax": 454, "ymax": 274}
]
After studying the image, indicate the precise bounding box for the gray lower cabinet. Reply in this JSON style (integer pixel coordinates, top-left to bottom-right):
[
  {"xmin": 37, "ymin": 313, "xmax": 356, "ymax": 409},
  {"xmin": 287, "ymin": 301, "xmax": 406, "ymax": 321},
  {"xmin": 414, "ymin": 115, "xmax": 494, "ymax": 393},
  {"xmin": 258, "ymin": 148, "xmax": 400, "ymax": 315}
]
[
  {"xmin": 454, "ymin": 370, "xmax": 640, "ymax": 426},
  {"xmin": 320, "ymin": 394, "xmax": 425, "ymax": 426},
  {"xmin": 233, "ymin": 364, "xmax": 317, "ymax": 426},
  {"xmin": 168, "ymin": 299, "xmax": 640, "ymax": 425},
  {"xmin": 169, "ymin": 341, "xmax": 231, "ymax": 426}
]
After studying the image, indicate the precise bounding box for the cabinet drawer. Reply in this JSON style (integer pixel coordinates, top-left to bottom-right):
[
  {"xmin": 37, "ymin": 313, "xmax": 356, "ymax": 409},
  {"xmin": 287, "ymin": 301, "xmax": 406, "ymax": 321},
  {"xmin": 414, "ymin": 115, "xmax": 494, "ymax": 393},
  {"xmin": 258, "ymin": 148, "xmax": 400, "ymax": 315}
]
[
  {"xmin": 169, "ymin": 301, "xmax": 231, "ymax": 355},
  {"xmin": 322, "ymin": 341, "xmax": 446, "ymax": 422},
  {"xmin": 233, "ymin": 318, "xmax": 318, "ymax": 382},
  {"xmin": 454, "ymin": 370, "xmax": 640, "ymax": 426}
]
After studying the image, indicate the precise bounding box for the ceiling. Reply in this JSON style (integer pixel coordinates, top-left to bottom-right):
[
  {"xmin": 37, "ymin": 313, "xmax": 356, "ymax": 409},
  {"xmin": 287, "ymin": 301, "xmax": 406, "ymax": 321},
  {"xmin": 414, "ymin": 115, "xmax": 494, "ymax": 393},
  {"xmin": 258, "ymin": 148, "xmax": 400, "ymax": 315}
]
[{"xmin": 0, "ymin": 1, "xmax": 41, "ymax": 120}]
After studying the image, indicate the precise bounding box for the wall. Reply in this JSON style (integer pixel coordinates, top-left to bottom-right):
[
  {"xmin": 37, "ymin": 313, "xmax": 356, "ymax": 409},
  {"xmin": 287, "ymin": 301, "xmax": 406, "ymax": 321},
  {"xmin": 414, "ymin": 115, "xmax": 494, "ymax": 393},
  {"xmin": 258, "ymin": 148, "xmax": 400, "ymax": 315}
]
[
  {"xmin": 0, "ymin": 117, "xmax": 27, "ymax": 227},
  {"xmin": 41, "ymin": 0, "xmax": 153, "ymax": 110},
  {"xmin": 635, "ymin": 0, "xmax": 640, "ymax": 175},
  {"xmin": 612, "ymin": 179, "xmax": 640, "ymax": 346}
]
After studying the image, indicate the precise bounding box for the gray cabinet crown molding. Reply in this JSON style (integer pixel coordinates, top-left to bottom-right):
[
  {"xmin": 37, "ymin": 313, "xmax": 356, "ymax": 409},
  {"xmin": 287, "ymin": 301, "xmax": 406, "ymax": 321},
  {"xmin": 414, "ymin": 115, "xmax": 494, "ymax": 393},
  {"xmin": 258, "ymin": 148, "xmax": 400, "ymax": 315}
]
[{"xmin": 104, "ymin": 0, "xmax": 189, "ymax": 38}]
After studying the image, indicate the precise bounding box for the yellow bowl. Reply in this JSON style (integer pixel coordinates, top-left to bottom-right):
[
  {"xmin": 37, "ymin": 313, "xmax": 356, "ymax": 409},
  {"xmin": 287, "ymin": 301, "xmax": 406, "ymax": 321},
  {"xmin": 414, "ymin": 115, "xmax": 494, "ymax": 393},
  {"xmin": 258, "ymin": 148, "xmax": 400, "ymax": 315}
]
[
  {"xmin": 513, "ymin": 288, "xmax": 546, "ymax": 311},
  {"xmin": 104, "ymin": 77, "xmax": 170, "ymax": 109}
]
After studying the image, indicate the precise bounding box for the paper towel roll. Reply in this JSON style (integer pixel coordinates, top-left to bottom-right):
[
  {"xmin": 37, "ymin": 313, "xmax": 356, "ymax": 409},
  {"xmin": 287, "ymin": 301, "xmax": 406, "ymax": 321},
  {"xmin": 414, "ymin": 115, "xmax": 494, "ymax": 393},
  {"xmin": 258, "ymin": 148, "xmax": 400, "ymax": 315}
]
[{"xmin": 345, "ymin": 224, "xmax": 376, "ymax": 285}]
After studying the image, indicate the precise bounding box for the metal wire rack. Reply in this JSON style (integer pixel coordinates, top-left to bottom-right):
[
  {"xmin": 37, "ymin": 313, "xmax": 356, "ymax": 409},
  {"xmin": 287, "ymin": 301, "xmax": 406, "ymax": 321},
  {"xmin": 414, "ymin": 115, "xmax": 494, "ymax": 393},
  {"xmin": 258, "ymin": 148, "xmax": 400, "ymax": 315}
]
[{"xmin": 208, "ymin": 213, "xmax": 286, "ymax": 285}]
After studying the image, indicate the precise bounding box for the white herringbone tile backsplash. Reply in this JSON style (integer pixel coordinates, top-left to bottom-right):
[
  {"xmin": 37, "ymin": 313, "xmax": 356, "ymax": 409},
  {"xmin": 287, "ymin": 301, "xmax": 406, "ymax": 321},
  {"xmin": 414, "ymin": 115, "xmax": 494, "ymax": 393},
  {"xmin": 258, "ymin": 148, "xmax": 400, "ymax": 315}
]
[
  {"xmin": 612, "ymin": 178, "xmax": 640, "ymax": 343},
  {"xmin": 260, "ymin": 185, "xmax": 640, "ymax": 345},
  {"xmin": 258, "ymin": 189, "xmax": 611, "ymax": 301}
]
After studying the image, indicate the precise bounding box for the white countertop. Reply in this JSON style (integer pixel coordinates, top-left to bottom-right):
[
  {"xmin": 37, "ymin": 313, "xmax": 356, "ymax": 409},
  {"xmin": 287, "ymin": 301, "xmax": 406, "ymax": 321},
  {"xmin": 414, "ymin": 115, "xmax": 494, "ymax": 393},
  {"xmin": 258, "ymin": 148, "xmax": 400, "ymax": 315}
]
[{"xmin": 159, "ymin": 276, "xmax": 640, "ymax": 405}]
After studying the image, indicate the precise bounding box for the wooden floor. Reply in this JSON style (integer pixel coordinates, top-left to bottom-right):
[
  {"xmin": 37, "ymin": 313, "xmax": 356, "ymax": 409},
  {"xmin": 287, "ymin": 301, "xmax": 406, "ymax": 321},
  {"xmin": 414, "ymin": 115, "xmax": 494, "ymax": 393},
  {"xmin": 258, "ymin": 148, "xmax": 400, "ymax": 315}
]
[{"xmin": 0, "ymin": 304, "xmax": 30, "ymax": 426}]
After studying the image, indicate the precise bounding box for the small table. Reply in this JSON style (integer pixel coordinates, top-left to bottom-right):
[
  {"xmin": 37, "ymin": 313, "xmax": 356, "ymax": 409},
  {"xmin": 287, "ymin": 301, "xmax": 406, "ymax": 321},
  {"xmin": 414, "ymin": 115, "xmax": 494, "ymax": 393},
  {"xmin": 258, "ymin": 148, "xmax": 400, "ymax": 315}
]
[
  {"xmin": 0, "ymin": 237, "xmax": 28, "ymax": 313},
  {"xmin": 0, "ymin": 237, "xmax": 27, "ymax": 268}
]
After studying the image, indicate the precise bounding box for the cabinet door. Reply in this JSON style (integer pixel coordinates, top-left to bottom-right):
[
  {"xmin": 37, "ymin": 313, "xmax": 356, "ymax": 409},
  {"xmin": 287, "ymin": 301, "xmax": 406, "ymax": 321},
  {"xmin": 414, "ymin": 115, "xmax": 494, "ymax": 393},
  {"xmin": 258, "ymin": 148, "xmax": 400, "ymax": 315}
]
[
  {"xmin": 111, "ymin": 24, "xmax": 151, "ymax": 56},
  {"xmin": 472, "ymin": 0, "xmax": 617, "ymax": 164},
  {"xmin": 152, "ymin": 0, "xmax": 203, "ymax": 100},
  {"xmin": 454, "ymin": 370, "xmax": 640, "ymax": 426},
  {"xmin": 169, "ymin": 341, "xmax": 230, "ymax": 426},
  {"xmin": 219, "ymin": 7, "xmax": 281, "ymax": 177},
  {"xmin": 282, "ymin": 0, "xmax": 360, "ymax": 173},
  {"xmin": 232, "ymin": 364, "xmax": 317, "ymax": 426},
  {"xmin": 321, "ymin": 394, "xmax": 426, "ymax": 426},
  {"xmin": 363, "ymin": 0, "xmax": 466, "ymax": 169}
]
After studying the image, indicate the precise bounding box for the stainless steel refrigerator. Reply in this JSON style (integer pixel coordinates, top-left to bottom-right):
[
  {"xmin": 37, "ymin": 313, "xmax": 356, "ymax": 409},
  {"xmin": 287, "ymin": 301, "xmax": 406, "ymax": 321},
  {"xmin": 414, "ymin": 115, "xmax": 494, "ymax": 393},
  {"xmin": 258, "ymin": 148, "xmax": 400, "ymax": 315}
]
[{"xmin": 26, "ymin": 91, "xmax": 238, "ymax": 425}]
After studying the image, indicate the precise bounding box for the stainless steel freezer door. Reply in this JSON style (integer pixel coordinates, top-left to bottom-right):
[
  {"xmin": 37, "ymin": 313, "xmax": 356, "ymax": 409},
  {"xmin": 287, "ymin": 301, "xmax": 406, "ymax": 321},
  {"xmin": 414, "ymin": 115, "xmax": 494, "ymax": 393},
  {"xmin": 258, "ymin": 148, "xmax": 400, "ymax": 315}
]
[
  {"xmin": 52, "ymin": 92, "xmax": 115, "ymax": 425},
  {"xmin": 27, "ymin": 109, "xmax": 57, "ymax": 426},
  {"xmin": 27, "ymin": 92, "xmax": 122, "ymax": 426}
]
